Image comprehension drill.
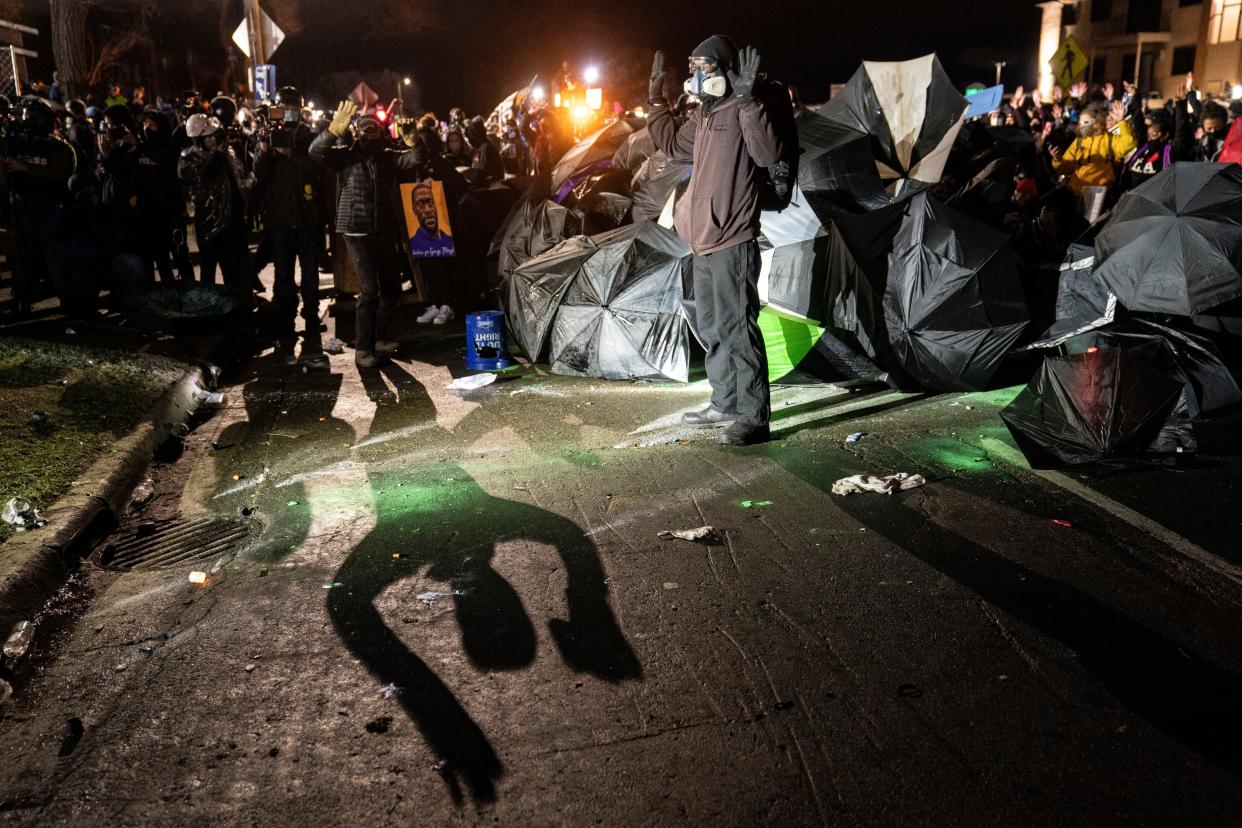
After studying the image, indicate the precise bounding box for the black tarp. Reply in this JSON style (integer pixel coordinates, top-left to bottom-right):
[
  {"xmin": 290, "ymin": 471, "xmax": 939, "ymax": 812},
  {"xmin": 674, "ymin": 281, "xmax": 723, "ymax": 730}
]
[
  {"xmin": 884, "ymin": 194, "xmax": 1029, "ymax": 391},
  {"xmin": 1095, "ymin": 162, "xmax": 1242, "ymax": 316},
  {"xmin": 1001, "ymin": 337, "xmax": 1198, "ymax": 469}
]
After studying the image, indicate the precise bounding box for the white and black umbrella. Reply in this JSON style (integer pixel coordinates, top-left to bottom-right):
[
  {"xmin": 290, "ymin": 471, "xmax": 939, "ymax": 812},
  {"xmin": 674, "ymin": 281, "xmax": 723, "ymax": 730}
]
[{"xmin": 819, "ymin": 54, "xmax": 969, "ymax": 199}]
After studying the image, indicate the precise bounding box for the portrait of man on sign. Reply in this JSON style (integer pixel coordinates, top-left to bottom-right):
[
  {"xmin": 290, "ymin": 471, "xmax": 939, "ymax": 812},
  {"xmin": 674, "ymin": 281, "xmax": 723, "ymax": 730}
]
[{"xmin": 402, "ymin": 180, "xmax": 456, "ymax": 259}]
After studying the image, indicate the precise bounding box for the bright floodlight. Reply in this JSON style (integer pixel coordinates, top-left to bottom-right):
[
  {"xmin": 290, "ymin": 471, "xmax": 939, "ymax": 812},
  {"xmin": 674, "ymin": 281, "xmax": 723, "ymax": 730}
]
[
  {"xmin": 583, "ymin": 66, "xmax": 600, "ymax": 85},
  {"xmin": 1233, "ymin": 84, "xmax": 1242, "ymax": 100},
  {"xmin": 403, "ymin": 77, "xmax": 412, "ymax": 86},
  {"xmin": 531, "ymin": 85, "xmax": 546, "ymax": 101}
]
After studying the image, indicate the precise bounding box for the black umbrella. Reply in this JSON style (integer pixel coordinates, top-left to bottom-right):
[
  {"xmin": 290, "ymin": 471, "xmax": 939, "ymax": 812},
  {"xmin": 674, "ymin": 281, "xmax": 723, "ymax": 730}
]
[
  {"xmin": 505, "ymin": 235, "xmax": 598, "ymax": 361},
  {"xmin": 629, "ymin": 151, "xmax": 691, "ymax": 223},
  {"xmin": 756, "ymin": 184, "xmax": 831, "ymax": 321},
  {"xmin": 1041, "ymin": 319, "xmax": 1242, "ymax": 418},
  {"xmin": 818, "ymin": 54, "xmax": 969, "ymax": 200},
  {"xmin": 796, "ymin": 110, "xmax": 892, "ymax": 218},
  {"xmin": 495, "ymin": 194, "xmax": 584, "ymax": 282},
  {"xmin": 1001, "ymin": 337, "xmax": 1197, "ymax": 469},
  {"xmin": 542, "ymin": 222, "xmax": 693, "ymax": 382},
  {"xmin": 883, "ymin": 193, "xmax": 1029, "ymax": 391},
  {"xmin": 1095, "ymin": 162, "xmax": 1242, "ymax": 315},
  {"xmin": 550, "ymin": 119, "xmax": 640, "ymax": 197}
]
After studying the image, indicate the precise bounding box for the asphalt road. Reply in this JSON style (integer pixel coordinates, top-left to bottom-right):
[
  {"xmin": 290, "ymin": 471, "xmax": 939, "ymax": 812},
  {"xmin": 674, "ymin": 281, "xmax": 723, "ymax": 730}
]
[{"xmin": 2, "ymin": 307, "xmax": 1242, "ymax": 825}]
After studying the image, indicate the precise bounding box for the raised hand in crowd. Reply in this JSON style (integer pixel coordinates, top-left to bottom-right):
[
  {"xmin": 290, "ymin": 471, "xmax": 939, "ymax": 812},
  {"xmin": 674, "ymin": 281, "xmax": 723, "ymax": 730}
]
[
  {"xmin": 1107, "ymin": 99, "xmax": 1125, "ymax": 129},
  {"xmin": 1031, "ymin": 88, "xmax": 1042, "ymax": 108},
  {"xmin": 1102, "ymin": 82, "xmax": 1114, "ymax": 102},
  {"xmin": 1070, "ymin": 81, "xmax": 1087, "ymax": 101},
  {"xmin": 1011, "ymin": 85, "xmax": 1026, "ymax": 109},
  {"xmin": 328, "ymin": 100, "xmax": 358, "ymax": 136}
]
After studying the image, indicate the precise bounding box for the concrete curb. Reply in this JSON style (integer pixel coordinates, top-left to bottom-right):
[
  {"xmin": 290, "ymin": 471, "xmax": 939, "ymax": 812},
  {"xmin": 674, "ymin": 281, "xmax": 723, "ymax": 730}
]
[{"xmin": 0, "ymin": 365, "xmax": 207, "ymax": 636}]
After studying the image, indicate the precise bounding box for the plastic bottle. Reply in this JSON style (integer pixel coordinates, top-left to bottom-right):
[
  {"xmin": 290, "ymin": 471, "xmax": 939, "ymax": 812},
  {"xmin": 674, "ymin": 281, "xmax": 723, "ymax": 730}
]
[{"xmin": 3, "ymin": 620, "xmax": 35, "ymax": 660}]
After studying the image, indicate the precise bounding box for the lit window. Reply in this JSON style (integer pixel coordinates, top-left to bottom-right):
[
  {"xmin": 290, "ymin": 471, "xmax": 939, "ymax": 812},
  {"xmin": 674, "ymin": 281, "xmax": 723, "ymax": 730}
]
[{"xmin": 1210, "ymin": 0, "xmax": 1242, "ymax": 43}]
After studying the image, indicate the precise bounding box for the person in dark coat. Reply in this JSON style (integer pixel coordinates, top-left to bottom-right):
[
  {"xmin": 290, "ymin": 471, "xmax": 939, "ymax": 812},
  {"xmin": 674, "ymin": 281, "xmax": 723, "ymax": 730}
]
[
  {"xmin": 647, "ymin": 35, "xmax": 783, "ymax": 445},
  {"xmin": 1119, "ymin": 109, "xmax": 1174, "ymax": 193},
  {"xmin": 466, "ymin": 117, "xmax": 503, "ymax": 182},
  {"xmin": 137, "ymin": 109, "xmax": 194, "ymax": 282},
  {"xmin": 255, "ymin": 117, "xmax": 326, "ymax": 362},
  {"xmin": 309, "ymin": 100, "xmax": 426, "ymax": 369}
]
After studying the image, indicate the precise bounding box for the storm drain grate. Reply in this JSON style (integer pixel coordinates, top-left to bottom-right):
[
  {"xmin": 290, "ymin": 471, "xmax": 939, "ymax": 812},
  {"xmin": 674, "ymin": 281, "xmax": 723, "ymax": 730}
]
[{"xmin": 96, "ymin": 517, "xmax": 251, "ymax": 571}]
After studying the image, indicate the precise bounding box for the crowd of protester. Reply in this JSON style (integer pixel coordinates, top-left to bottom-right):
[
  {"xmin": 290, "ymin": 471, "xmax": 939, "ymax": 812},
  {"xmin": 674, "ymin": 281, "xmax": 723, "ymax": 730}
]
[
  {"xmin": 0, "ymin": 78, "xmax": 583, "ymax": 369},
  {"xmin": 940, "ymin": 71, "xmax": 1242, "ymax": 264},
  {"xmin": 4, "ymin": 65, "xmax": 1242, "ymax": 371}
]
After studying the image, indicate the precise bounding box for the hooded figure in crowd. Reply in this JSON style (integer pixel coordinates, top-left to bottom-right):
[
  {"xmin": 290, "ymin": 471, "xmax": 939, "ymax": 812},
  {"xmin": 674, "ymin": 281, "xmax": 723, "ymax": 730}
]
[{"xmin": 647, "ymin": 34, "xmax": 783, "ymax": 445}]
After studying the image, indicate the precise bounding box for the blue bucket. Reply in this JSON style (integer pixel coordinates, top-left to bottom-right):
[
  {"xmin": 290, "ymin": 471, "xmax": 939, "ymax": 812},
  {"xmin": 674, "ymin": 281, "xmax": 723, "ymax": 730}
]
[{"xmin": 465, "ymin": 311, "xmax": 513, "ymax": 372}]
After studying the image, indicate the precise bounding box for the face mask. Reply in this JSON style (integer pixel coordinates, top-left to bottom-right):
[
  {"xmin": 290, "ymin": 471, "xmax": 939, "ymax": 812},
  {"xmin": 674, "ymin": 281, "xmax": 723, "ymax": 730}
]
[{"xmin": 684, "ymin": 69, "xmax": 727, "ymax": 99}]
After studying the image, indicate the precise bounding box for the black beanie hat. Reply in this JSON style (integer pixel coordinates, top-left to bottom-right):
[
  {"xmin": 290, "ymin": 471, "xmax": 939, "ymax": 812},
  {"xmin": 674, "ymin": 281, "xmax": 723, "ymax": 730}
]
[{"xmin": 691, "ymin": 35, "xmax": 739, "ymax": 71}]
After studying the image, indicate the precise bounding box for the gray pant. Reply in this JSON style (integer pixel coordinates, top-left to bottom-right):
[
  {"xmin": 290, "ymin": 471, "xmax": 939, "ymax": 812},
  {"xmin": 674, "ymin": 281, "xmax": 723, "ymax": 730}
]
[{"xmin": 691, "ymin": 239, "xmax": 769, "ymax": 426}]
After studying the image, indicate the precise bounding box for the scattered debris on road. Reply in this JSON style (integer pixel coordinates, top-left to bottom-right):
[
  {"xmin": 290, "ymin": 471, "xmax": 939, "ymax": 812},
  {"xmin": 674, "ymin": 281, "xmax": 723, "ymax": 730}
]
[
  {"xmin": 447, "ymin": 373, "xmax": 497, "ymax": 392},
  {"xmin": 740, "ymin": 500, "xmax": 773, "ymax": 509},
  {"xmin": 831, "ymin": 473, "xmax": 927, "ymax": 496},
  {"xmin": 379, "ymin": 683, "xmax": 402, "ymax": 700},
  {"xmin": 657, "ymin": 526, "xmax": 718, "ymax": 542},
  {"xmin": 187, "ymin": 571, "xmax": 208, "ymax": 585},
  {"xmin": 324, "ymin": 337, "xmax": 346, "ymax": 354},
  {"xmin": 845, "ymin": 432, "xmax": 866, "ymax": 444}
]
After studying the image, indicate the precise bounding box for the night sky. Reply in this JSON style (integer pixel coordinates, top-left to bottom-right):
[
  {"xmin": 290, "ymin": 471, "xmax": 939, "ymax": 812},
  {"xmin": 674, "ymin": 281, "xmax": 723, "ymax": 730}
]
[{"xmin": 16, "ymin": 0, "xmax": 1043, "ymax": 114}]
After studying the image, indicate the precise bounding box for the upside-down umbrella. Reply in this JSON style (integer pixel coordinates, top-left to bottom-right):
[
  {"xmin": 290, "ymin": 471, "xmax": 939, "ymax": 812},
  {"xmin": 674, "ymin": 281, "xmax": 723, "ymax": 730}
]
[
  {"xmin": 1094, "ymin": 162, "xmax": 1242, "ymax": 315},
  {"xmin": 882, "ymin": 193, "xmax": 1029, "ymax": 390},
  {"xmin": 544, "ymin": 222, "xmax": 693, "ymax": 381},
  {"xmin": 819, "ymin": 54, "xmax": 969, "ymax": 199},
  {"xmin": 1001, "ymin": 337, "xmax": 1197, "ymax": 469}
]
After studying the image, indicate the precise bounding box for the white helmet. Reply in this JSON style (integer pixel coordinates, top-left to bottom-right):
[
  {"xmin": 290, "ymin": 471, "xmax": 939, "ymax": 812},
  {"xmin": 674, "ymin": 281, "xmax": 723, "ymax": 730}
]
[{"xmin": 185, "ymin": 113, "xmax": 222, "ymax": 138}]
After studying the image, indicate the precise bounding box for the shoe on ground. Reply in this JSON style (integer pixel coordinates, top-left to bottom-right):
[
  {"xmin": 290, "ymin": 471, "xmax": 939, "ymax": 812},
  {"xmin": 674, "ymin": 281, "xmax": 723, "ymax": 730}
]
[
  {"xmin": 375, "ymin": 339, "xmax": 401, "ymax": 356},
  {"xmin": 416, "ymin": 305, "xmax": 440, "ymax": 324},
  {"xmin": 719, "ymin": 422, "xmax": 770, "ymax": 446},
  {"xmin": 433, "ymin": 305, "xmax": 455, "ymax": 325},
  {"xmin": 682, "ymin": 406, "xmax": 735, "ymax": 428},
  {"xmin": 354, "ymin": 350, "xmax": 382, "ymax": 369}
]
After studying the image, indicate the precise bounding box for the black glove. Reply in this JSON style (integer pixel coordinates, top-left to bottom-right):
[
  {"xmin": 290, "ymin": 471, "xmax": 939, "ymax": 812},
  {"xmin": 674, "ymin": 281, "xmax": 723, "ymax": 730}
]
[
  {"xmin": 649, "ymin": 51, "xmax": 667, "ymax": 104},
  {"xmin": 728, "ymin": 46, "xmax": 761, "ymax": 102}
]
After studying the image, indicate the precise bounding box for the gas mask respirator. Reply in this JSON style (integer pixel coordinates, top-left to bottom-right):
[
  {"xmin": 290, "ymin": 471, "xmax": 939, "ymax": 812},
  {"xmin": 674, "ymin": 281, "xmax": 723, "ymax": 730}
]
[{"xmin": 685, "ymin": 68, "xmax": 727, "ymax": 99}]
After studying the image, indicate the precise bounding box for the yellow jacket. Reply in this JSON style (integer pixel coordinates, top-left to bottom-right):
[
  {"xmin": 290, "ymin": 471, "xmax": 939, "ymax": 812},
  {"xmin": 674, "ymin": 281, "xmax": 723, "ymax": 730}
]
[{"xmin": 1053, "ymin": 120, "xmax": 1136, "ymax": 195}]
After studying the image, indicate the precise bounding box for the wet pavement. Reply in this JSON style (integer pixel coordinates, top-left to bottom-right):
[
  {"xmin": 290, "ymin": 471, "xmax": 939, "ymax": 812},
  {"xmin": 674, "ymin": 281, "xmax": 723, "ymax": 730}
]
[{"xmin": 2, "ymin": 290, "xmax": 1242, "ymax": 825}]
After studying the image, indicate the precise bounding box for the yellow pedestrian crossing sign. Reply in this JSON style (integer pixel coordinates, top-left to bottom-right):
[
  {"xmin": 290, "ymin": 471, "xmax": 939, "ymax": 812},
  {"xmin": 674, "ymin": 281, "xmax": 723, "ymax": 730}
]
[{"xmin": 1051, "ymin": 36, "xmax": 1089, "ymax": 89}]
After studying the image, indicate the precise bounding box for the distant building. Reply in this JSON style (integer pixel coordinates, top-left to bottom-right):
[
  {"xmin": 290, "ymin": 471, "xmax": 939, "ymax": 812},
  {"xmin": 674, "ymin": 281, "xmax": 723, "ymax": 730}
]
[{"xmin": 1036, "ymin": 0, "xmax": 1242, "ymax": 100}]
